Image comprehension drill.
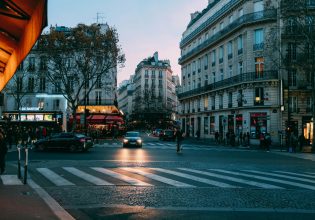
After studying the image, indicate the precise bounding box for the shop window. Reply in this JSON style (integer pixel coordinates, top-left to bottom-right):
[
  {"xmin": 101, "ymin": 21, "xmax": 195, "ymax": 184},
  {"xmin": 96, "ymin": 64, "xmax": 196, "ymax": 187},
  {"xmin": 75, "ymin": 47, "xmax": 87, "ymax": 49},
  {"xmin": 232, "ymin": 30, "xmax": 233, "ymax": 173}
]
[
  {"xmin": 250, "ymin": 112, "xmax": 267, "ymax": 138},
  {"xmin": 210, "ymin": 116, "xmax": 215, "ymax": 134}
]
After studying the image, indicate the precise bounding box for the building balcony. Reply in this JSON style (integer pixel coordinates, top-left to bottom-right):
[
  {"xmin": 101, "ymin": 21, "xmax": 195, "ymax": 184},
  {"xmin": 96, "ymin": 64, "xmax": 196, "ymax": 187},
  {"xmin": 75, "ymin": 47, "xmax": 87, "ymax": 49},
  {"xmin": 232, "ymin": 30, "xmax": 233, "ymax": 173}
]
[
  {"xmin": 178, "ymin": 70, "xmax": 278, "ymax": 100},
  {"xmin": 253, "ymin": 43, "xmax": 264, "ymax": 51},
  {"xmin": 79, "ymin": 99, "xmax": 115, "ymax": 106},
  {"xmin": 179, "ymin": 9, "xmax": 277, "ymax": 64}
]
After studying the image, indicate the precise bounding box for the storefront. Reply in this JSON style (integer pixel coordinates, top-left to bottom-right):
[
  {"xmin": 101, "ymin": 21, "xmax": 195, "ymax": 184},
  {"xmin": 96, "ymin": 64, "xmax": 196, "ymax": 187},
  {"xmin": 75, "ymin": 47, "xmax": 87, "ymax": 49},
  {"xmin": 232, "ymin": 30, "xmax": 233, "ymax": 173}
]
[
  {"xmin": 250, "ymin": 112, "xmax": 267, "ymax": 138},
  {"xmin": 302, "ymin": 116, "xmax": 313, "ymax": 145}
]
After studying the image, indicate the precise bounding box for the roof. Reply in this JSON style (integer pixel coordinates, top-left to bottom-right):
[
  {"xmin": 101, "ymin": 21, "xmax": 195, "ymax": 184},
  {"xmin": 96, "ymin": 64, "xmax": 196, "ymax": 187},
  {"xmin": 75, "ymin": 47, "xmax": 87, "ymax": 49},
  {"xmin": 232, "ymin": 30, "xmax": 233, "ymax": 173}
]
[{"xmin": 0, "ymin": 0, "xmax": 47, "ymax": 91}]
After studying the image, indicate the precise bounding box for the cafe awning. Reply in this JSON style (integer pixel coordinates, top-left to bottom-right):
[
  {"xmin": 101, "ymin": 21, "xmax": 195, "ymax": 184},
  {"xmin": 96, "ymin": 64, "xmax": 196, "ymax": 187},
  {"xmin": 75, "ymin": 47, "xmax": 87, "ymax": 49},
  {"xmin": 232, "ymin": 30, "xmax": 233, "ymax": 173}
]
[{"xmin": 0, "ymin": 0, "xmax": 47, "ymax": 91}]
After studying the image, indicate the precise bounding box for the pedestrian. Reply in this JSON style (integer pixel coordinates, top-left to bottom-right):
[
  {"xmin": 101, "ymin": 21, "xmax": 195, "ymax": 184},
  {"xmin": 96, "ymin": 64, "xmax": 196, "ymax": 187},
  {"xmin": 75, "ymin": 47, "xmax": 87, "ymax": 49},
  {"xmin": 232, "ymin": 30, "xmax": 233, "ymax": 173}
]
[
  {"xmin": 230, "ymin": 132, "xmax": 236, "ymax": 146},
  {"xmin": 239, "ymin": 132, "xmax": 243, "ymax": 146},
  {"xmin": 215, "ymin": 131, "xmax": 219, "ymax": 144},
  {"xmin": 174, "ymin": 128, "xmax": 184, "ymax": 152},
  {"xmin": 259, "ymin": 133, "xmax": 265, "ymax": 149},
  {"xmin": 290, "ymin": 133, "xmax": 297, "ymax": 153},
  {"xmin": 0, "ymin": 130, "xmax": 8, "ymax": 174},
  {"xmin": 265, "ymin": 133, "xmax": 271, "ymax": 152},
  {"xmin": 42, "ymin": 127, "xmax": 47, "ymax": 138},
  {"xmin": 246, "ymin": 132, "xmax": 250, "ymax": 146},
  {"xmin": 298, "ymin": 134, "xmax": 304, "ymax": 152}
]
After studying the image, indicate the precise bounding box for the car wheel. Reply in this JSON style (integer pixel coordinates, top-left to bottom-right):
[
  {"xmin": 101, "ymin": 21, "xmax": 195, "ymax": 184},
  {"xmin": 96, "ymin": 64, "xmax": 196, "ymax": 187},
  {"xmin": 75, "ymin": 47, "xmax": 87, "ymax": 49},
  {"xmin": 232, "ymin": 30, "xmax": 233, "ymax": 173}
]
[
  {"xmin": 69, "ymin": 144, "xmax": 77, "ymax": 152},
  {"xmin": 38, "ymin": 144, "xmax": 46, "ymax": 151}
]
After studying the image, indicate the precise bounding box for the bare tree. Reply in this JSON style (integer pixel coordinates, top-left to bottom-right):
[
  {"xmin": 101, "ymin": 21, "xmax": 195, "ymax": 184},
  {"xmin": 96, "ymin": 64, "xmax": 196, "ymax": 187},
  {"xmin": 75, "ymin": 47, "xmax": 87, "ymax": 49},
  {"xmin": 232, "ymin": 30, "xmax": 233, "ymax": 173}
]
[{"xmin": 36, "ymin": 24, "xmax": 125, "ymax": 131}]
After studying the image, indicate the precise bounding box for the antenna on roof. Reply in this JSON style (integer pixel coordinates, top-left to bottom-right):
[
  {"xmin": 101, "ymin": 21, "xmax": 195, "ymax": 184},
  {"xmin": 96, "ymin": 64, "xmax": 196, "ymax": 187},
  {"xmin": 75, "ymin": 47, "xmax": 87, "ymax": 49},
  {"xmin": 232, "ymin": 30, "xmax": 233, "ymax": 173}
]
[{"xmin": 94, "ymin": 12, "xmax": 105, "ymax": 24}]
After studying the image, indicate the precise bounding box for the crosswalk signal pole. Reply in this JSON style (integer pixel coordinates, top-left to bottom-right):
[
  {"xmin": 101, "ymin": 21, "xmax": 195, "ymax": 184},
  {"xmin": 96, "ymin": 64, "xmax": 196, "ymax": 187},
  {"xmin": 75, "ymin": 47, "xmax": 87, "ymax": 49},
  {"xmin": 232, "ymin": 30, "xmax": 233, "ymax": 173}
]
[{"xmin": 17, "ymin": 147, "xmax": 21, "ymax": 179}]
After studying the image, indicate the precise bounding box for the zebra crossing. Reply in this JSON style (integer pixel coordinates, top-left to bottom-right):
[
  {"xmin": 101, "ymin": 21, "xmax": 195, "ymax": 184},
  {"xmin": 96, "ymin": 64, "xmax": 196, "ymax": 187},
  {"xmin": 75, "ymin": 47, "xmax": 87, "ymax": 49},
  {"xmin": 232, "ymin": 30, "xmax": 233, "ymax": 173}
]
[{"xmin": 3, "ymin": 167, "xmax": 315, "ymax": 190}]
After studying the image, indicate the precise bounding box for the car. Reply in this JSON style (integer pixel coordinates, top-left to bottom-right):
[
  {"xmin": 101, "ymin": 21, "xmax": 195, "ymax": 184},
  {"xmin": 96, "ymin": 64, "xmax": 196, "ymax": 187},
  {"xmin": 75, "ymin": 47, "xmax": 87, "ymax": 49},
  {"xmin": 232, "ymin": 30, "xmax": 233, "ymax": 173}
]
[
  {"xmin": 153, "ymin": 128, "xmax": 163, "ymax": 137},
  {"xmin": 34, "ymin": 133, "xmax": 93, "ymax": 152},
  {"xmin": 159, "ymin": 129, "xmax": 175, "ymax": 141},
  {"xmin": 123, "ymin": 131, "xmax": 142, "ymax": 148}
]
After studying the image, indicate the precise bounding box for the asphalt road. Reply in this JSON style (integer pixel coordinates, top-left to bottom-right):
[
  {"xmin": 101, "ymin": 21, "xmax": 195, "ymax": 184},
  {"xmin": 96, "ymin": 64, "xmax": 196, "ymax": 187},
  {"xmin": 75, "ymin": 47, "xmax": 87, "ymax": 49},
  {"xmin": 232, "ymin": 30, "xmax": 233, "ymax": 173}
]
[{"xmin": 5, "ymin": 135, "xmax": 315, "ymax": 220}]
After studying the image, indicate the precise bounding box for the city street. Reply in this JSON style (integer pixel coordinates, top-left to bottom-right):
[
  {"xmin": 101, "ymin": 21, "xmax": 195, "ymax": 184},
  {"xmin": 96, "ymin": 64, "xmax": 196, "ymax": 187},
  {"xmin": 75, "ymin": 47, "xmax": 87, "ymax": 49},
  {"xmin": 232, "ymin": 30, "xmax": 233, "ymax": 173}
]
[{"xmin": 3, "ymin": 134, "xmax": 315, "ymax": 219}]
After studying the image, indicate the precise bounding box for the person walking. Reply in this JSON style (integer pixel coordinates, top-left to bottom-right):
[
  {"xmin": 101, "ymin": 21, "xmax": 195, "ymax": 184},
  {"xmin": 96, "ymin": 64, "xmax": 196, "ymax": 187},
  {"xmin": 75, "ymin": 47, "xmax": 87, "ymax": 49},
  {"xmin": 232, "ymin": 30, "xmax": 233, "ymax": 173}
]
[
  {"xmin": 174, "ymin": 128, "xmax": 184, "ymax": 153},
  {"xmin": 0, "ymin": 130, "xmax": 8, "ymax": 174}
]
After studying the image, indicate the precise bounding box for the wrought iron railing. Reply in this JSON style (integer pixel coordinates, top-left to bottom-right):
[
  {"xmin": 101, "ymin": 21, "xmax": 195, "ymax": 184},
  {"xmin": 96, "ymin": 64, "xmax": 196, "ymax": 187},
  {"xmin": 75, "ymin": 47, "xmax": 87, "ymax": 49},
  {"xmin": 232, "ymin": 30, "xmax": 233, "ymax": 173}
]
[
  {"xmin": 177, "ymin": 70, "xmax": 278, "ymax": 99},
  {"xmin": 179, "ymin": 10, "xmax": 277, "ymax": 64}
]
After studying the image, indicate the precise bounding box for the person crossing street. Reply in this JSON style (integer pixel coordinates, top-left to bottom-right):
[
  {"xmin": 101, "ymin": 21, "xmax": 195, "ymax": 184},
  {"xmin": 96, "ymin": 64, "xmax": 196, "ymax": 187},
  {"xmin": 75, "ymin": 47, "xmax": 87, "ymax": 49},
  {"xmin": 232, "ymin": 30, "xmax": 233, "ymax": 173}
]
[{"xmin": 174, "ymin": 128, "xmax": 184, "ymax": 153}]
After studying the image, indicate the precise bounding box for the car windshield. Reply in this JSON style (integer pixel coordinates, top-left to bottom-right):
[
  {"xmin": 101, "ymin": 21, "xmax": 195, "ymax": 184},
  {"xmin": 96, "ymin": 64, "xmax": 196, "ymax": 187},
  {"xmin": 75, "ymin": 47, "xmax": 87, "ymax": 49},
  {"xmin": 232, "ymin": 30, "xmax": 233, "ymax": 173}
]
[{"xmin": 126, "ymin": 132, "xmax": 140, "ymax": 137}]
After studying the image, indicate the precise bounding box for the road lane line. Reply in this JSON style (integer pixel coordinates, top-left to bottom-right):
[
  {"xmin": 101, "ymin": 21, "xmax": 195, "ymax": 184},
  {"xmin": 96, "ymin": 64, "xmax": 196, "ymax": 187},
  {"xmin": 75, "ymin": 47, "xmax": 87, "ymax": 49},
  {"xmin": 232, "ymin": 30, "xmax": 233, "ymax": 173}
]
[
  {"xmin": 210, "ymin": 169, "xmax": 315, "ymax": 190},
  {"xmin": 0, "ymin": 175, "xmax": 23, "ymax": 185},
  {"xmin": 244, "ymin": 170, "xmax": 315, "ymax": 185},
  {"xmin": 37, "ymin": 168, "xmax": 75, "ymax": 186},
  {"xmin": 275, "ymin": 171, "xmax": 315, "ymax": 179},
  {"xmin": 178, "ymin": 168, "xmax": 283, "ymax": 189},
  {"xmin": 152, "ymin": 168, "xmax": 236, "ymax": 188},
  {"xmin": 63, "ymin": 167, "xmax": 114, "ymax": 186},
  {"xmin": 91, "ymin": 167, "xmax": 152, "ymax": 186},
  {"xmin": 121, "ymin": 167, "xmax": 195, "ymax": 187}
]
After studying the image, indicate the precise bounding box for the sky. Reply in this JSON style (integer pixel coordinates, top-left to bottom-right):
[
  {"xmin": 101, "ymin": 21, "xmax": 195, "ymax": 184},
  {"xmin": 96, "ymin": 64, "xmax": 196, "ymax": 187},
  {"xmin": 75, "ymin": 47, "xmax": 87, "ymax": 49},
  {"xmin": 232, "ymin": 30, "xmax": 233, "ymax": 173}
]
[{"xmin": 47, "ymin": 0, "xmax": 208, "ymax": 85}]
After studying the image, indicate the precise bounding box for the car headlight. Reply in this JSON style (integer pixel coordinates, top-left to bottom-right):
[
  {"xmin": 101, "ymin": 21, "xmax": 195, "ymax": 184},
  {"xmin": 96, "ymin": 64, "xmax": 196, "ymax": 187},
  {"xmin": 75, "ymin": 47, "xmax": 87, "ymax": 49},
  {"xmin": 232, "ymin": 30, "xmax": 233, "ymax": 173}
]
[
  {"xmin": 123, "ymin": 139, "xmax": 129, "ymax": 143},
  {"xmin": 136, "ymin": 139, "xmax": 142, "ymax": 144}
]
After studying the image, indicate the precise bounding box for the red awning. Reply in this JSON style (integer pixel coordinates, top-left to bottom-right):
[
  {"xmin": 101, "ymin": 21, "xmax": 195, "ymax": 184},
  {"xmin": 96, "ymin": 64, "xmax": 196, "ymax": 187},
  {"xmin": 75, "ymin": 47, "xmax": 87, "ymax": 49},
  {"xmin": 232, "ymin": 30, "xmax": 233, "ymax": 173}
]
[
  {"xmin": 105, "ymin": 115, "xmax": 123, "ymax": 122},
  {"xmin": 87, "ymin": 115, "xmax": 106, "ymax": 124},
  {"xmin": 0, "ymin": 0, "xmax": 48, "ymax": 91}
]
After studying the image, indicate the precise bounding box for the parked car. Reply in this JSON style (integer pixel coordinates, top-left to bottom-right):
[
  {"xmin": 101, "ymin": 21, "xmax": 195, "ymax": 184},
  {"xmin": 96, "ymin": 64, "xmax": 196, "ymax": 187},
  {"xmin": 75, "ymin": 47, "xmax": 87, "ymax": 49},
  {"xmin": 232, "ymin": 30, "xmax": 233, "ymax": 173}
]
[
  {"xmin": 159, "ymin": 129, "xmax": 175, "ymax": 141},
  {"xmin": 34, "ymin": 133, "xmax": 93, "ymax": 152},
  {"xmin": 153, "ymin": 128, "xmax": 163, "ymax": 137},
  {"xmin": 123, "ymin": 131, "xmax": 142, "ymax": 148}
]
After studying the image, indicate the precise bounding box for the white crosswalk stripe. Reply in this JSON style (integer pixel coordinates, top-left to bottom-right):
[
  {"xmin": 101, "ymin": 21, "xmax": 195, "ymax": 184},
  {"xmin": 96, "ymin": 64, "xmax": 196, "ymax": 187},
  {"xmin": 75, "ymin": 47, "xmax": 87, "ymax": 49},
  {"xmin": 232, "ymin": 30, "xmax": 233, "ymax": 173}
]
[
  {"xmin": 244, "ymin": 170, "xmax": 315, "ymax": 185},
  {"xmin": 121, "ymin": 167, "xmax": 195, "ymax": 187},
  {"xmin": 0, "ymin": 175, "xmax": 23, "ymax": 185},
  {"xmin": 37, "ymin": 168, "xmax": 75, "ymax": 186},
  {"xmin": 178, "ymin": 168, "xmax": 283, "ymax": 189},
  {"xmin": 210, "ymin": 169, "xmax": 315, "ymax": 190},
  {"xmin": 275, "ymin": 171, "xmax": 315, "ymax": 179},
  {"xmin": 63, "ymin": 167, "xmax": 114, "ymax": 186},
  {"xmin": 152, "ymin": 168, "xmax": 236, "ymax": 188},
  {"xmin": 91, "ymin": 167, "xmax": 152, "ymax": 186}
]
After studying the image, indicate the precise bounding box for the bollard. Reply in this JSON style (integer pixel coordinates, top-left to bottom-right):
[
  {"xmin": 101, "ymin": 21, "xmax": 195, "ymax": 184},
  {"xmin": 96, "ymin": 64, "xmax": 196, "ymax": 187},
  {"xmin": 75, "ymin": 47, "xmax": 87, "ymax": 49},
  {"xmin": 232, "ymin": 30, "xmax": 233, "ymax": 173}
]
[
  {"xmin": 17, "ymin": 147, "xmax": 21, "ymax": 179},
  {"xmin": 23, "ymin": 148, "xmax": 28, "ymax": 184}
]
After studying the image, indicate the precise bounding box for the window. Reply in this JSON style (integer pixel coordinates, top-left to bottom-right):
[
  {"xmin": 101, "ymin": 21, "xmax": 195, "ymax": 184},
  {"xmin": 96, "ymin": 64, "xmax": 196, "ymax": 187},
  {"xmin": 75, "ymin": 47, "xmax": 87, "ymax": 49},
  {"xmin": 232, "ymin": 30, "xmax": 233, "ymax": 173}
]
[
  {"xmin": 228, "ymin": 92, "xmax": 233, "ymax": 108},
  {"xmin": 238, "ymin": 35, "xmax": 243, "ymax": 54},
  {"xmin": 204, "ymin": 54, "xmax": 209, "ymax": 69},
  {"xmin": 289, "ymin": 96, "xmax": 298, "ymax": 113},
  {"xmin": 219, "ymin": 95, "xmax": 223, "ymax": 109},
  {"xmin": 250, "ymin": 112, "xmax": 267, "ymax": 138},
  {"xmin": 238, "ymin": 61, "xmax": 243, "ymax": 75},
  {"xmin": 287, "ymin": 18, "xmax": 297, "ymax": 33},
  {"xmin": 152, "ymin": 70, "xmax": 155, "ymax": 78},
  {"xmin": 288, "ymin": 69, "xmax": 297, "ymax": 86},
  {"xmin": 159, "ymin": 71, "xmax": 163, "ymax": 78},
  {"xmin": 28, "ymin": 77, "xmax": 34, "ymax": 92},
  {"xmin": 53, "ymin": 99, "xmax": 60, "ymax": 110},
  {"xmin": 145, "ymin": 70, "xmax": 149, "ymax": 77},
  {"xmin": 204, "ymin": 117, "xmax": 209, "ymax": 135},
  {"xmin": 307, "ymin": 0, "xmax": 315, "ymax": 6},
  {"xmin": 29, "ymin": 57, "xmax": 35, "ymax": 71},
  {"xmin": 220, "ymin": 69, "xmax": 224, "ymax": 81},
  {"xmin": 212, "ymin": 72, "xmax": 216, "ymax": 83},
  {"xmin": 306, "ymin": 16, "xmax": 314, "ymax": 32},
  {"xmin": 39, "ymin": 76, "xmax": 46, "ymax": 92},
  {"xmin": 306, "ymin": 97, "xmax": 312, "ymax": 112},
  {"xmin": 95, "ymin": 78, "xmax": 102, "ymax": 89},
  {"xmin": 255, "ymin": 57, "xmax": 264, "ymax": 78},
  {"xmin": 210, "ymin": 116, "xmax": 215, "ymax": 134},
  {"xmin": 229, "ymin": 15, "xmax": 233, "ymax": 24},
  {"xmin": 238, "ymin": 8, "xmax": 243, "ymax": 17},
  {"xmin": 254, "ymin": 29, "xmax": 264, "ymax": 50},
  {"xmin": 198, "ymin": 58, "xmax": 201, "ymax": 72},
  {"xmin": 211, "ymin": 96, "xmax": 215, "ymax": 110},
  {"xmin": 212, "ymin": 50, "xmax": 216, "ymax": 66},
  {"xmin": 96, "ymin": 91, "xmax": 102, "ymax": 105},
  {"xmin": 220, "ymin": 22, "xmax": 224, "ymax": 30},
  {"xmin": 228, "ymin": 41, "xmax": 233, "ymax": 59},
  {"xmin": 40, "ymin": 57, "xmax": 47, "ymax": 70},
  {"xmin": 287, "ymin": 43, "xmax": 297, "ymax": 60},
  {"xmin": 38, "ymin": 98, "xmax": 44, "ymax": 110},
  {"xmin": 213, "ymin": 27, "xmax": 216, "ymax": 35},
  {"xmin": 254, "ymin": 87, "xmax": 264, "ymax": 105},
  {"xmin": 55, "ymin": 81, "xmax": 61, "ymax": 93},
  {"xmin": 192, "ymin": 61, "xmax": 196, "ymax": 74},
  {"xmin": 204, "ymin": 96, "xmax": 208, "ymax": 110},
  {"xmin": 219, "ymin": 46, "xmax": 224, "ymax": 63},
  {"xmin": 229, "ymin": 65, "xmax": 233, "ymax": 78},
  {"xmin": 254, "ymin": 0, "xmax": 264, "ymax": 12}
]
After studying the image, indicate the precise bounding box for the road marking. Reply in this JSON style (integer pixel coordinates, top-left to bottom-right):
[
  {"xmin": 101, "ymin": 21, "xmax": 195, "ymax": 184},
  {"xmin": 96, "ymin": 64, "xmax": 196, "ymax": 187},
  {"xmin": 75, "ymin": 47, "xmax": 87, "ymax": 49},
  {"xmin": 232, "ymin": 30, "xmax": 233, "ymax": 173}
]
[
  {"xmin": 305, "ymin": 172, "xmax": 315, "ymax": 175},
  {"xmin": 211, "ymin": 169, "xmax": 315, "ymax": 190},
  {"xmin": 121, "ymin": 167, "xmax": 195, "ymax": 187},
  {"xmin": 63, "ymin": 167, "xmax": 114, "ymax": 186},
  {"xmin": 0, "ymin": 175, "xmax": 23, "ymax": 185},
  {"xmin": 28, "ymin": 178, "xmax": 75, "ymax": 220},
  {"xmin": 91, "ymin": 167, "xmax": 152, "ymax": 186},
  {"xmin": 178, "ymin": 168, "xmax": 283, "ymax": 189},
  {"xmin": 152, "ymin": 168, "xmax": 236, "ymax": 188},
  {"xmin": 244, "ymin": 170, "xmax": 315, "ymax": 185},
  {"xmin": 275, "ymin": 171, "xmax": 315, "ymax": 179},
  {"xmin": 37, "ymin": 168, "xmax": 75, "ymax": 186}
]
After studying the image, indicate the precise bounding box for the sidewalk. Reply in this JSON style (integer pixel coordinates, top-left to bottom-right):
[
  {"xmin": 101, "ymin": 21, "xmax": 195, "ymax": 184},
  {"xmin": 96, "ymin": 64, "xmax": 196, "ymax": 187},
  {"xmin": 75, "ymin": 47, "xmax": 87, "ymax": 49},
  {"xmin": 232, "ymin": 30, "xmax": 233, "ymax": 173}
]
[{"xmin": 0, "ymin": 163, "xmax": 59, "ymax": 220}]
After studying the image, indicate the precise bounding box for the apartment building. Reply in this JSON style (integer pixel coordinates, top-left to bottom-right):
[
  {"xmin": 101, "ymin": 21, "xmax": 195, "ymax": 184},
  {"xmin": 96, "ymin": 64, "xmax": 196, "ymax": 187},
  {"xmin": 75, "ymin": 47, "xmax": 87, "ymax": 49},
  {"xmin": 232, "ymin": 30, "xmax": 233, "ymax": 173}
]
[
  {"xmin": 178, "ymin": 0, "xmax": 281, "ymax": 143},
  {"xmin": 127, "ymin": 52, "xmax": 179, "ymax": 127}
]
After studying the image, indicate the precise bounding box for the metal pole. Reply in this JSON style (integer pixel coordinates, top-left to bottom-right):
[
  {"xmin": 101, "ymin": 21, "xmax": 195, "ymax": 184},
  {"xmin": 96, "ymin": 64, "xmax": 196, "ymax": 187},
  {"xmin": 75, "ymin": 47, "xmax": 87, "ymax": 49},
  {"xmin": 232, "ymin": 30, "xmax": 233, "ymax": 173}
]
[
  {"xmin": 23, "ymin": 148, "xmax": 28, "ymax": 184},
  {"xmin": 17, "ymin": 146, "xmax": 21, "ymax": 179}
]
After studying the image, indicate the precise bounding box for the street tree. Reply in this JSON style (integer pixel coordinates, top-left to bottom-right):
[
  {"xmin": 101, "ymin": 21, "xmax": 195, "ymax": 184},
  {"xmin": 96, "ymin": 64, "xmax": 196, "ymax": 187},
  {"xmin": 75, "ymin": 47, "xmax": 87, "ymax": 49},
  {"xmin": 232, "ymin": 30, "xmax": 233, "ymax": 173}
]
[{"xmin": 37, "ymin": 24, "xmax": 125, "ymax": 131}]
